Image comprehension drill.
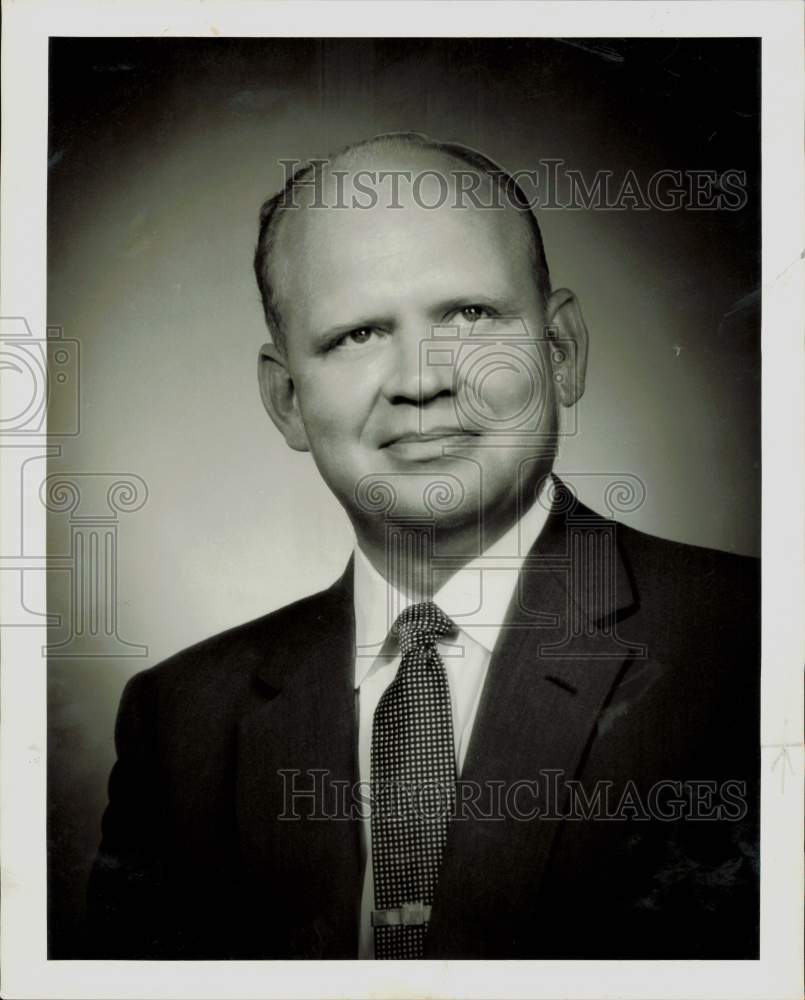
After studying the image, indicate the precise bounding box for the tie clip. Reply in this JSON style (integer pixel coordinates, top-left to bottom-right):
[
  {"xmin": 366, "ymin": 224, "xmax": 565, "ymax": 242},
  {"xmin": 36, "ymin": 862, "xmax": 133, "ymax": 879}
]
[{"xmin": 371, "ymin": 902, "xmax": 432, "ymax": 927}]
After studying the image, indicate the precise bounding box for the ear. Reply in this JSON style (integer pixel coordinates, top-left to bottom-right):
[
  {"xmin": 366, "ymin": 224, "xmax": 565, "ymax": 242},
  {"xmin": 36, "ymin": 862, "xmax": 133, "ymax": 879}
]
[
  {"xmin": 257, "ymin": 342, "xmax": 310, "ymax": 452},
  {"xmin": 543, "ymin": 288, "xmax": 589, "ymax": 407}
]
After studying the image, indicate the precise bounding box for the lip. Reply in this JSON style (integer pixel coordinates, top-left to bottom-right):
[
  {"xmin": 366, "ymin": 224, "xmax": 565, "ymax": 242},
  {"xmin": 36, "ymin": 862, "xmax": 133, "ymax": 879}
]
[
  {"xmin": 381, "ymin": 429, "xmax": 481, "ymax": 460},
  {"xmin": 382, "ymin": 428, "xmax": 481, "ymax": 448}
]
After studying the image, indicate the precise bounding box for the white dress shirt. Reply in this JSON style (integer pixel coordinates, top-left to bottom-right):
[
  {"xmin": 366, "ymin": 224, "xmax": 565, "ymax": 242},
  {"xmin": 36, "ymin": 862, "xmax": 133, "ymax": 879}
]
[{"xmin": 353, "ymin": 488, "xmax": 551, "ymax": 958}]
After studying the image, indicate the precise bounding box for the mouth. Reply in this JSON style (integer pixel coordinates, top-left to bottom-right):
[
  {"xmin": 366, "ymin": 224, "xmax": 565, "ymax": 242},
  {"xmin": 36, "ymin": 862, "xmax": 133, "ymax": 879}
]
[{"xmin": 381, "ymin": 428, "xmax": 481, "ymax": 458}]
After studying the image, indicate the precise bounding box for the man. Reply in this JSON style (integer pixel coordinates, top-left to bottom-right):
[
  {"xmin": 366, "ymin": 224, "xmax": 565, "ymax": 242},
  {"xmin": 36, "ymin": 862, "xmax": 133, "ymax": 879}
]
[{"xmin": 88, "ymin": 133, "xmax": 759, "ymax": 960}]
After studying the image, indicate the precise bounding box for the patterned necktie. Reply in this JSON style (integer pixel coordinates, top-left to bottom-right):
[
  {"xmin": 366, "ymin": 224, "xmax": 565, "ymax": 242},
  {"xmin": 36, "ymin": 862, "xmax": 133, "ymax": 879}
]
[{"xmin": 370, "ymin": 601, "xmax": 457, "ymax": 959}]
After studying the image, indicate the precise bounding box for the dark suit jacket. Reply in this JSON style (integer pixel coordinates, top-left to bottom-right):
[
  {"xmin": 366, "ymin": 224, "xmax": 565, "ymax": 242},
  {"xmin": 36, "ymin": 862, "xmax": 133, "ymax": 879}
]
[{"xmin": 87, "ymin": 493, "xmax": 759, "ymax": 959}]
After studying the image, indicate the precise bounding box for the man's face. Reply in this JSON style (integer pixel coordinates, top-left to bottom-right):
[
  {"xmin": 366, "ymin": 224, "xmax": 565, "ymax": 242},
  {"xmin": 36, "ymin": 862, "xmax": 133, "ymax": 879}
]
[{"xmin": 262, "ymin": 157, "xmax": 578, "ymax": 548}]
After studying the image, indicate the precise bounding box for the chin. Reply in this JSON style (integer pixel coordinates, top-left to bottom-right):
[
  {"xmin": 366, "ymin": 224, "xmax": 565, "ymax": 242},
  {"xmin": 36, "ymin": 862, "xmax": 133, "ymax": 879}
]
[{"xmin": 348, "ymin": 468, "xmax": 473, "ymax": 519}]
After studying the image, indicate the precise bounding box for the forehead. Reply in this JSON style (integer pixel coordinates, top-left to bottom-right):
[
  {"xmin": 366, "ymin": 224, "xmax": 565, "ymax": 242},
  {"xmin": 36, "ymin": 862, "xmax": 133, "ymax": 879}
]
[{"xmin": 271, "ymin": 149, "xmax": 537, "ymax": 333}]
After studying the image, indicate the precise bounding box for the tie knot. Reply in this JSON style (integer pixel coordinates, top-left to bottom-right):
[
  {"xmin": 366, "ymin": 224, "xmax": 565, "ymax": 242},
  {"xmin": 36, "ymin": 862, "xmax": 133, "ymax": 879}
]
[{"xmin": 392, "ymin": 602, "xmax": 456, "ymax": 655}]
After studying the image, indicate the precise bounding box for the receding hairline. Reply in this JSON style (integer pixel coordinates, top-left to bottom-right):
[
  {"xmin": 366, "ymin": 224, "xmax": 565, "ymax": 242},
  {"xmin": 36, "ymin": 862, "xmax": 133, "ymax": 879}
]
[{"xmin": 254, "ymin": 132, "xmax": 552, "ymax": 348}]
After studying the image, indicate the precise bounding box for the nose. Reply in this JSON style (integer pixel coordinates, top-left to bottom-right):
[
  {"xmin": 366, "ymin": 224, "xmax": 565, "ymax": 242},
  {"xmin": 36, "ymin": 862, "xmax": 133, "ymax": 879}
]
[{"xmin": 383, "ymin": 323, "xmax": 454, "ymax": 406}]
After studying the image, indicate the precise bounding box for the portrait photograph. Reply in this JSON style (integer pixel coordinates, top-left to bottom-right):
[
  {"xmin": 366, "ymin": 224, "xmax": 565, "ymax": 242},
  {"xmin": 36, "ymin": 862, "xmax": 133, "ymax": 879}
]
[{"xmin": 1, "ymin": 3, "xmax": 802, "ymax": 999}]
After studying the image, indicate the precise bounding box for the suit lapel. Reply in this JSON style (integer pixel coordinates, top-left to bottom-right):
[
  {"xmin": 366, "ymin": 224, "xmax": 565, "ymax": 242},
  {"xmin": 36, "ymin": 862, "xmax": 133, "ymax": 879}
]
[
  {"xmin": 426, "ymin": 496, "xmax": 641, "ymax": 957},
  {"xmin": 235, "ymin": 562, "xmax": 362, "ymax": 958}
]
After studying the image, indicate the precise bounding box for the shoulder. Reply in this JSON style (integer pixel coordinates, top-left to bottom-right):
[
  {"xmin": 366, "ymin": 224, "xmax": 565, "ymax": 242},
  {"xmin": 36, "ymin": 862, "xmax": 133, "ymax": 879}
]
[
  {"xmin": 118, "ymin": 575, "xmax": 349, "ymax": 715},
  {"xmin": 609, "ymin": 519, "xmax": 759, "ymax": 705},
  {"xmin": 614, "ymin": 518, "xmax": 759, "ymax": 612},
  {"xmin": 551, "ymin": 481, "xmax": 758, "ymax": 605},
  {"xmin": 588, "ymin": 516, "xmax": 760, "ymax": 769}
]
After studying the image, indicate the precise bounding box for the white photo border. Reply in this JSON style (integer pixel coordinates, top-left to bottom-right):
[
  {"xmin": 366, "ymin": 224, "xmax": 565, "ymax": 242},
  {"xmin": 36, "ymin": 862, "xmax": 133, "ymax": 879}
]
[{"xmin": 1, "ymin": 2, "xmax": 802, "ymax": 998}]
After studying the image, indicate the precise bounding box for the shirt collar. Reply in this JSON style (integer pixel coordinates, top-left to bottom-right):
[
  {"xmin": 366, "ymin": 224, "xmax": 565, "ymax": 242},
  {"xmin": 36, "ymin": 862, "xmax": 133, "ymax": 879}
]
[{"xmin": 353, "ymin": 481, "xmax": 551, "ymax": 688}]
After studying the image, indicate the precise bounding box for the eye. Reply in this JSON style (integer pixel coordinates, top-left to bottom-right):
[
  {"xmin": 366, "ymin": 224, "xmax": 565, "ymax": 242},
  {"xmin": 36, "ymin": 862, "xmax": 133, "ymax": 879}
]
[
  {"xmin": 458, "ymin": 304, "xmax": 494, "ymax": 323},
  {"xmin": 329, "ymin": 327, "xmax": 379, "ymax": 351},
  {"xmin": 345, "ymin": 328, "xmax": 373, "ymax": 345}
]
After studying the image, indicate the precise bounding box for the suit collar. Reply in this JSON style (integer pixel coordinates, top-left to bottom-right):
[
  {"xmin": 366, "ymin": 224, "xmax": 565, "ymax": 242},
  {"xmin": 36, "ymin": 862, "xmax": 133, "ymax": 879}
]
[
  {"xmin": 527, "ymin": 476, "xmax": 638, "ymax": 627},
  {"xmin": 252, "ymin": 558, "xmax": 354, "ymax": 695},
  {"xmin": 250, "ymin": 474, "xmax": 636, "ymax": 697}
]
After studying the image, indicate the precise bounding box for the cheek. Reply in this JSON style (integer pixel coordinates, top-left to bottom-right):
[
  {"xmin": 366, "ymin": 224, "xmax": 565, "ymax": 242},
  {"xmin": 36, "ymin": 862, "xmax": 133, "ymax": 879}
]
[
  {"xmin": 485, "ymin": 366, "xmax": 538, "ymax": 411},
  {"xmin": 456, "ymin": 346, "xmax": 549, "ymax": 433},
  {"xmin": 294, "ymin": 367, "xmax": 369, "ymax": 444}
]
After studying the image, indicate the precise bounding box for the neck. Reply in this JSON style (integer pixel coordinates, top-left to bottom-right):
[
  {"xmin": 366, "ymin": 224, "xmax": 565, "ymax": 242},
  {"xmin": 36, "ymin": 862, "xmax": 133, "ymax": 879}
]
[{"xmin": 353, "ymin": 482, "xmax": 550, "ymax": 600}]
